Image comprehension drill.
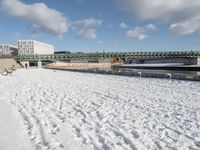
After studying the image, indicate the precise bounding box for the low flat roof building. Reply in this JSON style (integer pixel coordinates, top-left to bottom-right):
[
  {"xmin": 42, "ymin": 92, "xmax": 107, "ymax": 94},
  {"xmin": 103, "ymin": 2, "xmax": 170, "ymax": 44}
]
[
  {"xmin": 18, "ymin": 40, "xmax": 54, "ymax": 56},
  {"xmin": 0, "ymin": 44, "xmax": 18, "ymax": 57}
]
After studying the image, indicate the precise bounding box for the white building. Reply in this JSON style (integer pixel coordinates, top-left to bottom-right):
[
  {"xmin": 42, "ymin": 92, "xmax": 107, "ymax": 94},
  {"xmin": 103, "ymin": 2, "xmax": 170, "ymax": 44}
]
[
  {"xmin": 0, "ymin": 44, "xmax": 18, "ymax": 57},
  {"xmin": 18, "ymin": 40, "xmax": 54, "ymax": 56}
]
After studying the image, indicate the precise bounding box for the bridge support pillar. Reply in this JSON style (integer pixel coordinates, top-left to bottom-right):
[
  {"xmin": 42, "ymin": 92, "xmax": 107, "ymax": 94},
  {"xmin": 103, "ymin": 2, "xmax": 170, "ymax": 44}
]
[
  {"xmin": 37, "ymin": 61, "xmax": 42, "ymax": 68},
  {"xmin": 197, "ymin": 57, "xmax": 200, "ymax": 65}
]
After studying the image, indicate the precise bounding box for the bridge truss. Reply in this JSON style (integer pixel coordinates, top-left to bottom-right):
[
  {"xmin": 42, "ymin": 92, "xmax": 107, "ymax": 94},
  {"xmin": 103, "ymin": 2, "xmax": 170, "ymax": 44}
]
[{"xmin": 15, "ymin": 51, "xmax": 200, "ymax": 62}]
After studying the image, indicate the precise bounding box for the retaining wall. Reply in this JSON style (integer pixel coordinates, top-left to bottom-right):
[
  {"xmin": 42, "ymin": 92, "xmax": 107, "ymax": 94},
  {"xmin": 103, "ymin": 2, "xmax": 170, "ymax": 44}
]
[
  {"xmin": 0, "ymin": 58, "xmax": 21, "ymax": 73},
  {"xmin": 44, "ymin": 67, "xmax": 200, "ymax": 82},
  {"xmin": 131, "ymin": 57, "xmax": 199, "ymax": 65}
]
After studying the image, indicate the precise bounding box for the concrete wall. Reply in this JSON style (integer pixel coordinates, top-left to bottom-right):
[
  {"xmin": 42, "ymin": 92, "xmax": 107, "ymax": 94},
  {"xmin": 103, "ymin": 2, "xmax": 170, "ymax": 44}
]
[
  {"xmin": 197, "ymin": 57, "xmax": 200, "ymax": 65},
  {"xmin": 98, "ymin": 58, "xmax": 113, "ymax": 63},
  {"xmin": 71, "ymin": 59, "xmax": 89, "ymax": 63},
  {"xmin": 130, "ymin": 57, "xmax": 199, "ymax": 65},
  {"xmin": 45, "ymin": 62, "xmax": 111, "ymax": 70},
  {"xmin": 0, "ymin": 58, "xmax": 21, "ymax": 73},
  {"xmin": 37, "ymin": 61, "xmax": 42, "ymax": 68}
]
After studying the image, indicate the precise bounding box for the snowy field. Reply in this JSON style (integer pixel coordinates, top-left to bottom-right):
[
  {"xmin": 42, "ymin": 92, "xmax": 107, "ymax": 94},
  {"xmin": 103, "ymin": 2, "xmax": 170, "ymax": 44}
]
[{"xmin": 0, "ymin": 68, "xmax": 200, "ymax": 150}]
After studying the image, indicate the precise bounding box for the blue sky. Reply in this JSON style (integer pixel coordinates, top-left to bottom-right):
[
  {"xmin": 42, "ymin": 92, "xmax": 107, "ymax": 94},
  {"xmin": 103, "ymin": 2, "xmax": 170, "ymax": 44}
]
[{"xmin": 0, "ymin": 0, "xmax": 200, "ymax": 52}]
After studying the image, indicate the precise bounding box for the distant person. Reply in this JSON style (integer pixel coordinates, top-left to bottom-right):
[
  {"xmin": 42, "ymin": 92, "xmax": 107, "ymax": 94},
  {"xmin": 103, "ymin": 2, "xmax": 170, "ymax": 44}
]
[{"xmin": 25, "ymin": 63, "xmax": 28, "ymax": 69}]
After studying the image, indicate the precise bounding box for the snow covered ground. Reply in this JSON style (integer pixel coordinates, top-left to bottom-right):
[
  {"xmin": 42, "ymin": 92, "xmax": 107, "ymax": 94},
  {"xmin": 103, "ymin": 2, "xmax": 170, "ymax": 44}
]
[{"xmin": 1, "ymin": 68, "xmax": 200, "ymax": 150}]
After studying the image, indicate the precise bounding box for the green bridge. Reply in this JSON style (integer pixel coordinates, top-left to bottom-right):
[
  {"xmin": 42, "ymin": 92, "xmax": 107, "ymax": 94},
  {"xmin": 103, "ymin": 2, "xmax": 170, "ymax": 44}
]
[{"xmin": 15, "ymin": 51, "xmax": 200, "ymax": 62}]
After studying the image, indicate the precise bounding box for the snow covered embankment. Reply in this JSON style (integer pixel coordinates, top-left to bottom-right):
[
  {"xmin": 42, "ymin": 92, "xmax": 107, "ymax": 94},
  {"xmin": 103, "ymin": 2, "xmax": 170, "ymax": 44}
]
[{"xmin": 3, "ymin": 69, "xmax": 200, "ymax": 150}]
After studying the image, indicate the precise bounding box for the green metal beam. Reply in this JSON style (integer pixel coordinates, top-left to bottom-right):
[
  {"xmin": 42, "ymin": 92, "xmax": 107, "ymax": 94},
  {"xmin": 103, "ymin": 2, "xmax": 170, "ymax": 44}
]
[{"xmin": 15, "ymin": 51, "xmax": 200, "ymax": 62}]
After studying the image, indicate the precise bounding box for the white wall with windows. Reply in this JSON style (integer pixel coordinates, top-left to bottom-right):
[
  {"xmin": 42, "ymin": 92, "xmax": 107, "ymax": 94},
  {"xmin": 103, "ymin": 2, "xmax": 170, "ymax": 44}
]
[
  {"xmin": 18, "ymin": 40, "xmax": 54, "ymax": 56},
  {"xmin": 0, "ymin": 44, "xmax": 18, "ymax": 56}
]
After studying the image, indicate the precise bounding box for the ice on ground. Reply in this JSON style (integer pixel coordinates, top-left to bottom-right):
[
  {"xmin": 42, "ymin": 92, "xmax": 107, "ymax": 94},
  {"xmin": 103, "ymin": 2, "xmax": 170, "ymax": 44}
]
[{"xmin": 0, "ymin": 68, "xmax": 200, "ymax": 150}]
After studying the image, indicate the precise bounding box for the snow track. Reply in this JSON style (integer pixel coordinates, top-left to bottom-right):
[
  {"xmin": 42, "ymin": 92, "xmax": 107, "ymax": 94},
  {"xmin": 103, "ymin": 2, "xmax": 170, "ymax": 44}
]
[
  {"xmin": 0, "ymin": 75, "xmax": 33, "ymax": 150},
  {"xmin": 1, "ymin": 68, "xmax": 200, "ymax": 150}
]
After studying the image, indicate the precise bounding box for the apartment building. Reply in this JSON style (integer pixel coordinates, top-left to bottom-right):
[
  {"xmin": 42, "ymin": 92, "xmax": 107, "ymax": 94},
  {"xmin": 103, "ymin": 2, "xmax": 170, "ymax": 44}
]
[
  {"xmin": 18, "ymin": 40, "xmax": 54, "ymax": 56},
  {"xmin": 0, "ymin": 44, "xmax": 18, "ymax": 57}
]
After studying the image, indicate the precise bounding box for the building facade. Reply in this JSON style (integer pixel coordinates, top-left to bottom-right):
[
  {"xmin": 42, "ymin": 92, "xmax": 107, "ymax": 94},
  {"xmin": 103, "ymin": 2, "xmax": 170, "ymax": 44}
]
[
  {"xmin": 18, "ymin": 40, "xmax": 54, "ymax": 56},
  {"xmin": 0, "ymin": 44, "xmax": 18, "ymax": 57}
]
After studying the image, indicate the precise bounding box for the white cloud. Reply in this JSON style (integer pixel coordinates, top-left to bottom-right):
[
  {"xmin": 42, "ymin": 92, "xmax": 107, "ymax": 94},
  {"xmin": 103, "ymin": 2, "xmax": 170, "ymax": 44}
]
[
  {"xmin": 77, "ymin": 28, "xmax": 96, "ymax": 39},
  {"xmin": 119, "ymin": 22, "xmax": 128, "ymax": 29},
  {"xmin": 73, "ymin": 17, "xmax": 102, "ymax": 29},
  {"xmin": 115, "ymin": 0, "xmax": 200, "ymax": 35},
  {"xmin": 169, "ymin": 16, "xmax": 200, "ymax": 35},
  {"xmin": 145, "ymin": 24, "xmax": 157, "ymax": 31},
  {"xmin": 73, "ymin": 18, "xmax": 102, "ymax": 39},
  {"xmin": 115, "ymin": 0, "xmax": 198, "ymax": 22},
  {"xmin": 126, "ymin": 27, "xmax": 147, "ymax": 40},
  {"xmin": 126, "ymin": 24, "xmax": 156, "ymax": 40},
  {"xmin": 0, "ymin": 0, "xmax": 68, "ymax": 36}
]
